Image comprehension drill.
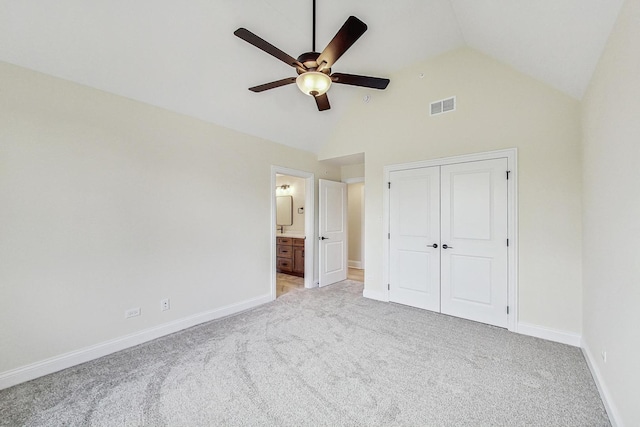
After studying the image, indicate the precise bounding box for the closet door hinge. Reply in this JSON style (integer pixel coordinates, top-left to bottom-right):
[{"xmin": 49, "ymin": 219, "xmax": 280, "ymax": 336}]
[
  {"xmin": 507, "ymin": 306, "xmax": 510, "ymax": 315},
  {"xmin": 388, "ymin": 233, "xmax": 390, "ymax": 239},
  {"xmin": 507, "ymin": 238, "xmax": 509, "ymax": 247},
  {"xmin": 388, "ymin": 284, "xmax": 390, "ymax": 291},
  {"xmin": 388, "ymin": 182, "xmax": 391, "ymax": 189},
  {"xmin": 506, "ymin": 171, "xmax": 511, "ymax": 180}
]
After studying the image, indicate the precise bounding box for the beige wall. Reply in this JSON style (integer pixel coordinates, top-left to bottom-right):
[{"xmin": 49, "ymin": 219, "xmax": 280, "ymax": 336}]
[
  {"xmin": 581, "ymin": 0, "xmax": 640, "ymax": 424},
  {"xmin": 320, "ymin": 48, "xmax": 583, "ymax": 334},
  {"xmin": 347, "ymin": 182, "xmax": 364, "ymax": 267},
  {"xmin": 275, "ymin": 175, "xmax": 306, "ymax": 234},
  {"xmin": 341, "ymin": 163, "xmax": 365, "ymax": 180},
  {"xmin": 0, "ymin": 62, "xmax": 340, "ymax": 374}
]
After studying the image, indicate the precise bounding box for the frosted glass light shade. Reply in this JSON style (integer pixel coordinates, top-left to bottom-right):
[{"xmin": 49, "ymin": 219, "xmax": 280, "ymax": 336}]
[{"xmin": 296, "ymin": 72, "xmax": 332, "ymax": 96}]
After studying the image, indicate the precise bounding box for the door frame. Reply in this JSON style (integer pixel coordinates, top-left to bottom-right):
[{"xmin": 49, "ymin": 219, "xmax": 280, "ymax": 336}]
[
  {"xmin": 382, "ymin": 148, "xmax": 518, "ymax": 332},
  {"xmin": 271, "ymin": 166, "xmax": 315, "ymax": 299}
]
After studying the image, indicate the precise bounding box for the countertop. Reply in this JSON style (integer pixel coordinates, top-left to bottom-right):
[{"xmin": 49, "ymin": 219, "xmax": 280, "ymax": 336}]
[{"xmin": 276, "ymin": 232, "xmax": 306, "ymax": 239}]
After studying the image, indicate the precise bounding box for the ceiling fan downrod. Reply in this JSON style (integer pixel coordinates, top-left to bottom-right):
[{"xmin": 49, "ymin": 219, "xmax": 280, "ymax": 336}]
[{"xmin": 312, "ymin": 0, "xmax": 316, "ymax": 52}]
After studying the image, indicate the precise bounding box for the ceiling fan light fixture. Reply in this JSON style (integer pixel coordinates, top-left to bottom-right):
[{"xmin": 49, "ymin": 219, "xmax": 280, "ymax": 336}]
[
  {"xmin": 296, "ymin": 72, "xmax": 332, "ymax": 96},
  {"xmin": 235, "ymin": 7, "xmax": 389, "ymax": 111}
]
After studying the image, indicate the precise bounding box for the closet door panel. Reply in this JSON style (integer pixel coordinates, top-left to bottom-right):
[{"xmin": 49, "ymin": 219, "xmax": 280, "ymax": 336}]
[
  {"xmin": 389, "ymin": 167, "xmax": 441, "ymax": 311},
  {"xmin": 440, "ymin": 158, "xmax": 508, "ymax": 328}
]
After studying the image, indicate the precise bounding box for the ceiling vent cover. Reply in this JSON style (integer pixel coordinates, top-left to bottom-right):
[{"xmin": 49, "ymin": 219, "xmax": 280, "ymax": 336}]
[{"xmin": 430, "ymin": 96, "xmax": 456, "ymax": 116}]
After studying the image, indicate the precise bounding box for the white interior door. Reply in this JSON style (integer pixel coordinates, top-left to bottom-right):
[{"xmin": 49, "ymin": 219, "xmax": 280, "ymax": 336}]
[
  {"xmin": 319, "ymin": 179, "xmax": 347, "ymax": 287},
  {"xmin": 389, "ymin": 167, "xmax": 441, "ymax": 311},
  {"xmin": 440, "ymin": 158, "xmax": 508, "ymax": 327}
]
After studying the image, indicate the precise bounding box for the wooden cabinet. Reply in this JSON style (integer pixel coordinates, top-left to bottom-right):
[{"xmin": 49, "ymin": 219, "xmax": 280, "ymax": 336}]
[
  {"xmin": 292, "ymin": 238, "xmax": 305, "ymax": 275},
  {"xmin": 277, "ymin": 237, "xmax": 304, "ymax": 277}
]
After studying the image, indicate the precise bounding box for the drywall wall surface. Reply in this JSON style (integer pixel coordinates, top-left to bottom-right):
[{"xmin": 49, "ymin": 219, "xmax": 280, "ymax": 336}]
[
  {"xmin": 581, "ymin": 0, "xmax": 640, "ymax": 424},
  {"xmin": 275, "ymin": 175, "xmax": 306, "ymax": 234},
  {"xmin": 341, "ymin": 163, "xmax": 365, "ymax": 180},
  {"xmin": 0, "ymin": 61, "xmax": 340, "ymax": 373},
  {"xmin": 319, "ymin": 48, "xmax": 583, "ymax": 334}
]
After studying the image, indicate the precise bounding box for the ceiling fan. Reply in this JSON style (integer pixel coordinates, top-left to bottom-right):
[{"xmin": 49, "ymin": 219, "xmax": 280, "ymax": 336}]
[{"xmin": 233, "ymin": 0, "xmax": 390, "ymax": 111}]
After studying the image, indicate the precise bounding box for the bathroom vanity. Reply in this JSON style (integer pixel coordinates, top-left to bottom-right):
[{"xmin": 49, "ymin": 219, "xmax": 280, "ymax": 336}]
[{"xmin": 276, "ymin": 236, "xmax": 305, "ymax": 277}]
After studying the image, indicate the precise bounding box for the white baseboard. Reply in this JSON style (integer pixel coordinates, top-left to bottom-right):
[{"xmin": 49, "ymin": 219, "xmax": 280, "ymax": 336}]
[
  {"xmin": 0, "ymin": 293, "xmax": 272, "ymax": 390},
  {"xmin": 348, "ymin": 260, "xmax": 363, "ymax": 269},
  {"xmin": 517, "ymin": 322, "xmax": 581, "ymax": 347},
  {"xmin": 582, "ymin": 342, "xmax": 622, "ymax": 427},
  {"xmin": 363, "ymin": 288, "xmax": 389, "ymax": 302}
]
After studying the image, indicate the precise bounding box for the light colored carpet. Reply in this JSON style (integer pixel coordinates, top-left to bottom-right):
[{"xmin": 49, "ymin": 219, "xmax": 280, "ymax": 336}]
[{"xmin": 0, "ymin": 281, "xmax": 609, "ymax": 426}]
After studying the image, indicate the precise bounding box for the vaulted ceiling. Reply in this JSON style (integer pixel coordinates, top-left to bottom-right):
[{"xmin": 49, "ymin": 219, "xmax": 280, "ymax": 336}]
[{"xmin": 0, "ymin": 0, "xmax": 624, "ymax": 153}]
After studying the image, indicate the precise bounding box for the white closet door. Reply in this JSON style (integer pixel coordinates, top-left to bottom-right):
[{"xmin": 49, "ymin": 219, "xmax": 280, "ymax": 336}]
[
  {"xmin": 389, "ymin": 167, "xmax": 441, "ymax": 311},
  {"xmin": 440, "ymin": 158, "xmax": 508, "ymax": 327},
  {"xmin": 319, "ymin": 179, "xmax": 348, "ymax": 287}
]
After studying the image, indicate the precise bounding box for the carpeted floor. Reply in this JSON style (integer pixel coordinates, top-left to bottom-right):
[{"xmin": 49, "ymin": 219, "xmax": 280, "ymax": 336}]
[{"xmin": 0, "ymin": 281, "xmax": 609, "ymax": 426}]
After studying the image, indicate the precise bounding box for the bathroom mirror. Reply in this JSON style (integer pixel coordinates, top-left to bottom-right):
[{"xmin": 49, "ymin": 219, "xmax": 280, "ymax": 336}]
[{"xmin": 276, "ymin": 196, "xmax": 293, "ymax": 226}]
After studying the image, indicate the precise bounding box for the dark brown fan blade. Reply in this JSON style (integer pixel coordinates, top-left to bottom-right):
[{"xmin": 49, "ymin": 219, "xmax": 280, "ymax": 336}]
[
  {"xmin": 331, "ymin": 73, "xmax": 390, "ymax": 89},
  {"xmin": 249, "ymin": 77, "xmax": 297, "ymax": 93},
  {"xmin": 316, "ymin": 16, "xmax": 367, "ymax": 70},
  {"xmin": 314, "ymin": 93, "xmax": 331, "ymax": 111},
  {"xmin": 234, "ymin": 28, "xmax": 305, "ymax": 70}
]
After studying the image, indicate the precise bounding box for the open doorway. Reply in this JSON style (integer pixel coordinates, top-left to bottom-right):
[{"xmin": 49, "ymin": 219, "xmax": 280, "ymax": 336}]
[
  {"xmin": 320, "ymin": 154, "xmax": 366, "ymax": 285},
  {"xmin": 271, "ymin": 166, "xmax": 315, "ymax": 300},
  {"xmin": 275, "ymin": 173, "xmax": 306, "ymax": 297},
  {"xmin": 345, "ymin": 178, "xmax": 365, "ymax": 283}
]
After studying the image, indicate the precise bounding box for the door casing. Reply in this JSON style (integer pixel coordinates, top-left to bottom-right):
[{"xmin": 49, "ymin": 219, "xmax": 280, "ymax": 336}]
[{"xmin": 382, "ymin": 149, "xmax": 518, "ymax": 332}]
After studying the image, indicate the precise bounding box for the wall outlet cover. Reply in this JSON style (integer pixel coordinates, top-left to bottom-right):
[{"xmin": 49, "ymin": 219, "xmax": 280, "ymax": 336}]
[{"xmin": 125, "ymin": 308, "xmax": 141, "ymax": 319}]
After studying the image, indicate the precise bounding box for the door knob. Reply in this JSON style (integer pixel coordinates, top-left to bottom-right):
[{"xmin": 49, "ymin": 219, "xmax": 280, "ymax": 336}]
[
  {"xmin": 442, "ymin": 244, "xmax": 453, "ymax": 249},
  {"xmin": 320, "ymin": 236, "xmax": 329, "ymax": 240},
  {"xmin": 430, "ymin": 244, "xmax": 438, "ymax": 248}
]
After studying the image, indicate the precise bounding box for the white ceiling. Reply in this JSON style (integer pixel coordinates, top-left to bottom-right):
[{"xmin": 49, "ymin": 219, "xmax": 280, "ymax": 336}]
[{"xmin": 0, "ymin": 0, "xmax": 624, "ymax": 154}]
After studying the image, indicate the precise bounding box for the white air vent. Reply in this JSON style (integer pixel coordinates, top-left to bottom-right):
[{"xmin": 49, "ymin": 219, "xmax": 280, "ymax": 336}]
[{"xmin": 430, "ymin": 96, "xmax": 456, "ymax": 116}]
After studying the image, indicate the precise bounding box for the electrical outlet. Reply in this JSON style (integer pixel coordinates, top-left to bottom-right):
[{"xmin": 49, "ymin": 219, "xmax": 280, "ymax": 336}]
[
  {"xmin": 601, "ymin": 349, "xmax": 607, "ymax": 363},
  {"xmin": 161, "ymin": 298, "xmax": 170, "ymax": 312},
  {"xmin": 125, "ymin": 307, "xmax": 141, "ymax": 319}
]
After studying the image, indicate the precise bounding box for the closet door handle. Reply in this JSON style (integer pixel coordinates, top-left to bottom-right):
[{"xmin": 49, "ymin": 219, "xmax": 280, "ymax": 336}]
[
  {"xmin": 319, "ymin": 236, "xmax": 329, "ymax": 240},
  {"xmin": 442, "ymin": 244, "xmax": 453, "ymax": 249},
  {"xmin": 430, "ymin": 244, "xmax": 438, "ymax": 248}
]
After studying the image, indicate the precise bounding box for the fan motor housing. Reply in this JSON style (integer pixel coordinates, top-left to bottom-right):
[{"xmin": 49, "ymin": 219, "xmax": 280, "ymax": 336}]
[{"xmin": 296, "ymin": 52, "xmax": 331, "ymax": 75}]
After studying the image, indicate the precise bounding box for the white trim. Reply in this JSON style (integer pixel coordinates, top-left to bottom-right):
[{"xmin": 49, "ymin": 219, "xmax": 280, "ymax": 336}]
[
  {"xmin": 0, "ymin": 293, "xmax": 271, "ymax": 390},
  {"xmin": 271, "ymin": 166, "xmax": 315, "ymax": 293},
  {"xmin": 360, "ymin": 183, "xmax": 365, "ymax": 270},
  {"xmin": 381, "ymin": 169, "xmax": 391, "ymax": 307},
  {"xmin": 516, "ymin": 322, "xmax": 581, "ymax": 347},
  {"xmin": 363, "ymin": 289, "xmax": 389, "ymax": 302},
  {"xmin": 348, "ymin": 260, "xmax": 363, "ymax": 269},
  {"xmin": 582, "ymin": 342, "xmax": 622, "ymax": 427},
  {"xmin": 382, "ymin": 148, "xmax": 519, "ymax": 332}
]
